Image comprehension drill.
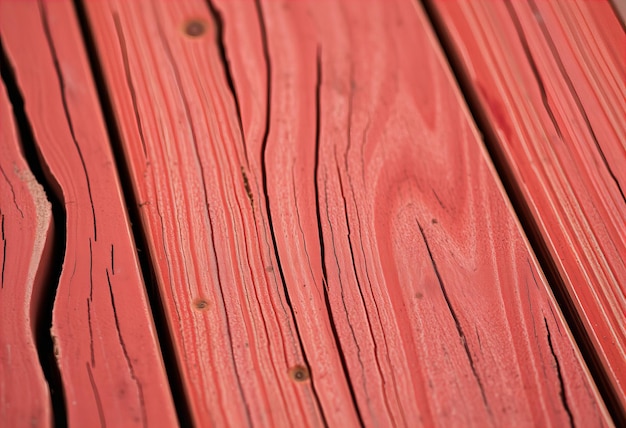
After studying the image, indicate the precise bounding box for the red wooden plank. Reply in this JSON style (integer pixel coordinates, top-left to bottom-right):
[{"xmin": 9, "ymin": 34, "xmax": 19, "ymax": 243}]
[
  {"xmin": 427, "ymin": 0, "xmax": 626, "ymax": 412},
  {"xmin": 83, "ymin": 1, "xmax": 349, "ymax": 425},
  {"xmin": 0, "ymin": 76, "xmax": 53, "ymax": 427},
  {"xmin": 85, "ymin": 0, "xmax": 611, "ymax": 425},
  {"xmin": 0, "ymin": 1, "xmax": 178, "ymax": 426}
]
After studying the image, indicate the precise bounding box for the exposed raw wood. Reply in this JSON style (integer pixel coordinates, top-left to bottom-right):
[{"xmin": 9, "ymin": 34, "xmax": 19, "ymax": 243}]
[
  {"xmin": 84, "ymin": 0, "xmax": 612, "ymax": 425},
  {"xmin": 0, "ymin": 1, "xmax": 178, "ymax": 426},
  {"xmin": 0, "ymin": 74, "xmax": 52, "ymax": 428},
  {"xmin": 426, "ymin": 0, "xmax": 626, "ymax": 412}
]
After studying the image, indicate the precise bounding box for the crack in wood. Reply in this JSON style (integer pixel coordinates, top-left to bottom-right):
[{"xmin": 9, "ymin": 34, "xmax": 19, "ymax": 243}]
[
  {"xmin": 417, "ymin": 220, "xmax": 492, "ymax": 417},
  {"xmin": 342, "ymin": 74, "xmax": 407, "ymax": 424},
  {"xmin": 527, "ymin": 0, "xmax": 625, "ymax": 204},
  {"xmin": 0, "ymin": 166, "xmax": 25, "ymax": 218},
  {"xmin": 253, "ymin": 1, "xmax": 328, "ymax": 422},
  {"xmin": 105, "ymin": 268, "xmax": 148, "ymax": 428},
  {"xmin": 87, "ymin": 298, "xmax": 95, "ymax": 367},
  {"xmin": 242, "ymin": 167, "xmax": 254, "ymax": 207},
  {"xmin": 204, "ymin": 0, "xmax": 248, "ymax": 165},
  {"xmin": 335, "ymin": 154, "xmax": 398, "ymax": 426},
  {"xmin": 89, "ymin": 238, "xmax": 94, "ymax": 301},
  {"xmin": 313, "ymin": 47, "xmax": 366, "ymax": 426},
  {"xmin": 503, "ymin": 0, "xmax": 564, "ymax": 142},
  {"xmin": 544, "ymin": 317, "xmax": 575, "ymax": 427},
  {"xmin": 203, "ymin": 191, "xmax": 254, "ymax": 427},
  {"xmin": 1, "ymin": 214, "xmax": 5, "ymax": 288},
  {"xmin": 110, "ymin": 244, "xmax": 115, "ymax": 275},
  {"xmin": 112, "ymin": 13, "xmax": 148, "ymax": 158},
  {"xmin": 86, "ymin": 363, "xmax": 106, "ymax": 428},
  {"xmin": 38, "ymin": 0, "xmax": 98, "ymax": 242}
]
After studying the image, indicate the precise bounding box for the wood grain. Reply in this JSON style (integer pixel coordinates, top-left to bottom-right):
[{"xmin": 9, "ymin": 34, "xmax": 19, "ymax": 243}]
[
  {"xmin": 0, "ymin": 73, "xmax": 53, "ymax": 428},
  {"xmin": 0, "ymin": 0, "xmax": 178, "ymax": 426},
  {"xmin": 427, "ymin": 0, "xmax": 626, "ymax": 412},
  {"xmin": 84, "ymin": 0, "xmax": 613, "ymax": 425}
]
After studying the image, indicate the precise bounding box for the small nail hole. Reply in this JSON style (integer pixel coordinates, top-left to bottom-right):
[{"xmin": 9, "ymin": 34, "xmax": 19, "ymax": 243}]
[
  {"xmin": 193, "ymin": 298, "xmax": 210, "ymax": 311},
  {"xmin": 184, "ymin": 20, "xmax": 207, "ymax": 37},
  {"xmin": 288, "ymin": 365, "xmax": 310, "ymax": 382}
]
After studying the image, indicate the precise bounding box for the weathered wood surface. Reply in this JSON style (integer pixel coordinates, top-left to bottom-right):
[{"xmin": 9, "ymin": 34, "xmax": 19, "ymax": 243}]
[
  {"xmin": 0, "ymin": 76, "xmax": 53, "ymax": 427},
  {"xmin": 0, "ymin": 0, "xmax": 178, "ymax": 426},
  {"xmin": 427, "ymin": 0, "xmax": 626, "ymax": 411},
  {"xmin": 84, "ymin": 0, "xmax": 611, "ymax": 425}
]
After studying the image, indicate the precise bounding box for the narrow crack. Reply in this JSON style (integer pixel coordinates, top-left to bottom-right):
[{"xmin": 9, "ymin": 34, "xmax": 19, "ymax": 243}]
[
  {"xmin": 106, "ymin": 269, "xmax": 148, "ymax": 428},
  {"xmin": 86, "ymin": 363, "xmax": 106, "ymax": 428},
  {"xmin": 87, "ymin": 298, "xmax": 95, "ymax": 367},
  {"xmin": 110, "ymin": 244, "xmax": 115, "ymax": 275},
  {"xmin": 1, "ymin": 35, "xmax": 68, "ymax": 427},
  {"xmin": 544, "ymin": 317, "xmax": 575, "ymax": 427},
  {"xmin": 0, "ymin": 167, "xmax": 25, "ymax": 218},
  {"xmin": 1, "ymin": 214, "xmax": 5, "ymax": 288},
  {"xmin": 417, "ymin": 221, "xmax": 492, "ymax": 416},
  {"xmin": 204, "ymin": 0, "xmax": 248, "ymax": 165},
  {"xmin": 335, "ymin": 157, "xmax": 395, "ymax": 426}
]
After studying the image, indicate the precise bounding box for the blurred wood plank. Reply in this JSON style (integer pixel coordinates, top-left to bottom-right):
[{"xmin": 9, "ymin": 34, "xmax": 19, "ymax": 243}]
[
  {"xmin": 0, "ymin": 1, "xmax": 178, "ymax": 426},
  {"xmin": 426, "ymin": 0, "xmax": 626, "ymax": 413},
  {"xmin": 0, "ymin": 70, "xmax": 53, "ymax": 428},
  {"xmin": 84, "ymin": 0, "xmax": 612, "ymax": 425}
]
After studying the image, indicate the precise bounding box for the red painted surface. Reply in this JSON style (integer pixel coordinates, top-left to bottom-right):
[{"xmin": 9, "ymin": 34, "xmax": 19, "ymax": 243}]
[
  {"xmin": 428, "ymin": 0, "xmax": 626, "ymax": 411},
  {"xmin": 0, "ymin": 1, "xmax": 177, "ymax": 426},
  {"xmin": 0, "ymin": 77, "xmax": 53, "ymax": 427},
  {"xmin": 84, "ymin": 0, "xmax": 610, "ymax": 425}
]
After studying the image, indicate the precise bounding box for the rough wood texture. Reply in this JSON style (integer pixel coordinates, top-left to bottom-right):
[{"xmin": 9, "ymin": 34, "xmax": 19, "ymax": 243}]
[
  {"xmin": 0, "ymin": 1, "xmax": 178, "ymax": 426},
  {"xmin": 427, "ymin": 0, "xmax": 626, "ymax": 412},
  {"xmin": 0, "ymin": 77, "xmax": 53, "ymax": 428},
  {"xmin": 85, "ymin": 0, "xmax": 611, "ymax": 425}
]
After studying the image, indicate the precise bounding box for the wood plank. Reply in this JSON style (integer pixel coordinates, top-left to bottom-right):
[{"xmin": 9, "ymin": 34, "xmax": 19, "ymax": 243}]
[
  {"xmin": 83, "ymin": 1, "xmax": 351, "ymax": 425},
  {"xmin": 0, "ymin": 1, "xmax": 178, "ymax": 426},
  {"xmin": 0, "ymin": 72, "xmax": 53, "ymax": 428},
  {"xmin": 85, "ymin": 0, "xmax": 613, "ymax": 425},
  {"xmin": 426, "ymin": 0, "xmax": 626, "ymax": 413}
]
